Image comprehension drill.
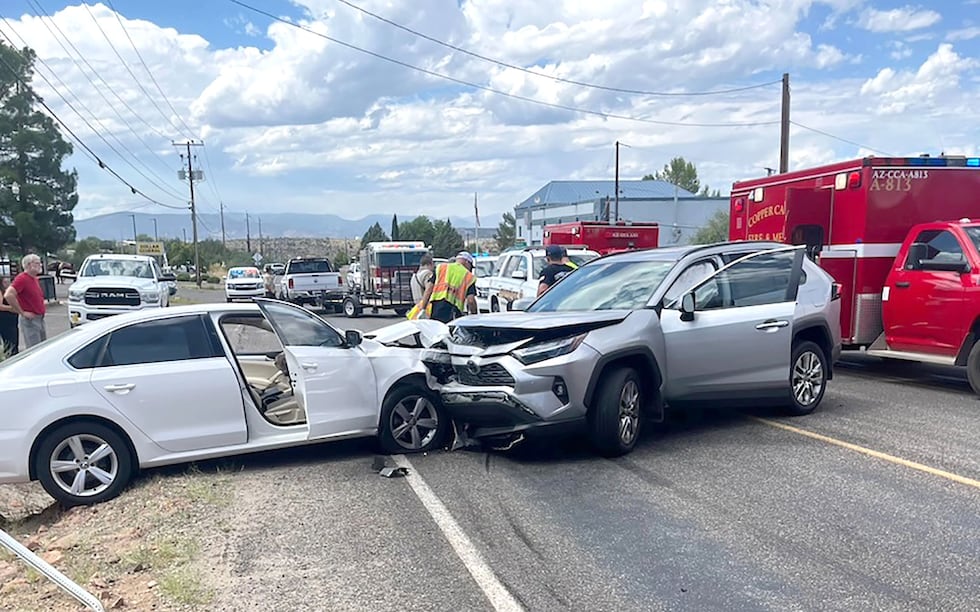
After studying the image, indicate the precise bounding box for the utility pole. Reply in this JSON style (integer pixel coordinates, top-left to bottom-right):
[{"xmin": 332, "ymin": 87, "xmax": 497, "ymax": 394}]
[
  {"xmin": 614, "ymin": 140, "xmax": 631, "ymax": 223},
  {"xmin": 152, "ymin": 218, "xmax": 158, "ymax": 240},
  {"xmin": 779, "ymin": 72, "xmax": 790, "ymax": 174},
  {"xmin": 182, "ymin": 228, "xmax": 187, "ymax": 242},
  {"xmin": 130, "ymin": 214, "xmax": 137, "ymax": 250},
  {"xmin": 245, "ymin": 213, "xmax": 251, "ymax": 253},
  {"xmin": 220, "ymin": 202, "xmax": 226, "ymax": 248},
  {"xmin": 174, "ymin": 139, "xmax": 204, "ymax": 287},
  {"xmin": 258, "ymin": 217, "xmax": 263, "ymax": 256}
]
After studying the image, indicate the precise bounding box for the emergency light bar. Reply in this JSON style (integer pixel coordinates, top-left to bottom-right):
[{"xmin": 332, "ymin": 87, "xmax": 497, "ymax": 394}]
[{"xmin": 871, "ymin": 156, "xmax": 980, "ymax": 167}]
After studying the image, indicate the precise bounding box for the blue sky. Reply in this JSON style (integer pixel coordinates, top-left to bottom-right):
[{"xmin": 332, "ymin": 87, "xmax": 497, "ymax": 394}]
[{"xmin": 1, "ymin": 1, "xmax": 978, "ymax": 229}]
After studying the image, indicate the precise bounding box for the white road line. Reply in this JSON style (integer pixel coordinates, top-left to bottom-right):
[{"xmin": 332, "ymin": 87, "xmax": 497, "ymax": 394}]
[{"xmin": 391, "ymin": 454, "xmax": 525, "ymax": 612}]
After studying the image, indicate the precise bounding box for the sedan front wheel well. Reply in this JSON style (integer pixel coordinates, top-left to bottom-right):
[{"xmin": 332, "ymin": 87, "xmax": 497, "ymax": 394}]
[{"xmin": 29, "ymin": 416, "xmax": 138, "ymax": 481}]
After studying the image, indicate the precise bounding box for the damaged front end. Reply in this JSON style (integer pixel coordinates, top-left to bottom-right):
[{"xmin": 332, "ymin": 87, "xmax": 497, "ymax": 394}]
[{"xmin": 418, "ymin": 311, "xmax": 629, "ymax": 447}]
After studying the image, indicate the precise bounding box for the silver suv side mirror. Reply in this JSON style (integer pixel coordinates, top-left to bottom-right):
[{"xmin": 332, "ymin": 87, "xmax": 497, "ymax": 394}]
[{"xmin": 680, "ymin": 292, "xmax": 696, "ymax": 322}]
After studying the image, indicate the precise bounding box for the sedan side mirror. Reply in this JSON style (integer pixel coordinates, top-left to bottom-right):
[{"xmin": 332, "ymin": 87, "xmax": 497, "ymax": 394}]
[
  {"xmin": 680, "ymin": 292, "xmax": 696, "ymax": 322},
  {"xmin": 345, "ymin": 329, "xmax": 363, "ymax": 348}
]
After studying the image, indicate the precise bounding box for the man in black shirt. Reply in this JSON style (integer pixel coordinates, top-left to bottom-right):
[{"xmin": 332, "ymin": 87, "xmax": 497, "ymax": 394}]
[{"xmin": 537, "ymin": 245, "xmax": 576, "ymax": 296}]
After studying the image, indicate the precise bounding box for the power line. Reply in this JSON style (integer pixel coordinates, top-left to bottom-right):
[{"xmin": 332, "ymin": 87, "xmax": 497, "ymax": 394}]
[
  {"xmin": 333, "ymin": 0, "xmax": 782, "ymax": 98},
  {"xmin": 0, "ymin": 43, "xmax": 187, "ymax": 210},
  {"xmin": 10, "ymin": 6, "xmax": 187, "ymax": 200},
  {"xmin": 103, "ymin": 0, "xmax": 197, "ymax": 139},
  {"xmin": 27, "ymin": 0, "xmax": 171, "ymax": 141},
  {"xmin": 229, "ymin": 0, "xmax": 779, "ymax": 129},
  {"xmin": 790, "ymin": 121, "xmax": 894, "ymax": 156},
  {"xmin": 0, "ymin": 24, "xmax": 188, "ymax": 204},
  {"xmin": 80, "ymin": 2, "xmax": 194, "ymax": 139}
]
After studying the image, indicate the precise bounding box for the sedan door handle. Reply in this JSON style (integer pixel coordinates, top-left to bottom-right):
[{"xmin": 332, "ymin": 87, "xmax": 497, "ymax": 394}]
[
  {"xmin": 755, "ymin": 320, "xmax": 789, "ymax": 331},
  {"xmin": 103, "ymin": 383, "xmax": 135, "ymax": 393},
  {"xmin": 300, "ymin": 362, "xmax": 318, "ymax": 371},
  {"xmin": 895, "ymin": 281, "xmax": 910, "ymax": 288}
]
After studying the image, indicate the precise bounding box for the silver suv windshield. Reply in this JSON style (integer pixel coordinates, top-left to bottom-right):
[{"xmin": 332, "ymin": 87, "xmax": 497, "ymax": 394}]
[
  {"xmin": 79, "ymin": 259, "xmax": 154, "ymax": 279},
  {"xmin": 528, "ymin": 259, "xmax": 677, "ymax": 312}
]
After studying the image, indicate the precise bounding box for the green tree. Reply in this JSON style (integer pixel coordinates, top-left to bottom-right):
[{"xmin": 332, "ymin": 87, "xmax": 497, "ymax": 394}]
[
  {"xmin": 699, "ymin": 185, "xmax": 723, "ymax": 197},
  {"xmin": 390, "ymin": 214, "xmax": 400, "ymax": 241},
  {"xmin": 360, "ymin": 222, "xmax": 389, "ymax": 247},
  {"xmin": 689, "ymin": 210, "xmax": 730, "ymax": 244},
  {"xmin": 494, "ymin": 212, "xmax": 516, "ymax": 251},
  {"xmin": 0, "ymin": 42, "xmax": 78, "ymax": 256},
  {"xmin": 643, "ymin": 156, "xmax": 701, "ymax": 194},
  {"xmin": 399, "ymin": 215, "xmax": 435, "ymax": 247},
  {"xmin": 431, "ymin": 219, "xmax": 463, "ymax": 258}
]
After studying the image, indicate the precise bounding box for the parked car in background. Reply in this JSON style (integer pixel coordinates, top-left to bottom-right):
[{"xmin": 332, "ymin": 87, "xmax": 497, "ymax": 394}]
[
  {"xmin": 485, "ymin": 246, "xmax": 599, "ymax": 312},
  {"xmin": 473, "ymin": 255, "xmax": 498, "ymax": 313},
  {"xmin": 277, "ymin": 257, "xmax": 344, "ymax": 306},
  {"xmin": 68, "ymin": 254, "xmax": 175, "ymax": 327},
  {"xmin": 0, "ymin": 300, "xmax": 450, "ymax": 506},
  {"xmin": 424, "ymin": 241, "xmax": 841, "ymax": 457},
  {"xmin": 225, "ymin": 266, "xmax": 264, "ymax": 302}
]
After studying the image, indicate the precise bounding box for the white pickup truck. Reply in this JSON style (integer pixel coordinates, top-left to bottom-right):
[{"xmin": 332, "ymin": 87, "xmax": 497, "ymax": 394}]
[
  {"xmin": 485, "ymin": 246, "xmax": 599, "ymax": 312},
  {"xmin": 276, "ymin": 257, "xmax": 345, "ymax": 306},
  {"xmin": 67, "ymin": 253, "xmax": 176, "ymax": 326}
]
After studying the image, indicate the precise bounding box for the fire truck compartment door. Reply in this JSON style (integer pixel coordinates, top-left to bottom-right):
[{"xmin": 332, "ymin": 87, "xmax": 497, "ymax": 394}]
[{"xmin": 783, "ymin": 188, "xmax": 832, "ymax": 250}]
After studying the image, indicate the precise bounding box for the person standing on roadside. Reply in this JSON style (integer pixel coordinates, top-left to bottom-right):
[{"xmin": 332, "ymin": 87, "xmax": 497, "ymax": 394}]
[
  {"xmin": 411, "ymin": 254, "xmax": 435, "ymax": 305},
  {"xmin": 417, "ymin": 251, "xmax": 478, "ymax": 323},
  {"xmin": 0, "ymin": 276, "xmax": 18, "ymax": 356},
  {"xmin": 3, "ymin": 254, "xmax": 47, "ymax": 348},
  {"xmin": 537, "ymin": 245, "xmax": 576, "ymax": 296}
]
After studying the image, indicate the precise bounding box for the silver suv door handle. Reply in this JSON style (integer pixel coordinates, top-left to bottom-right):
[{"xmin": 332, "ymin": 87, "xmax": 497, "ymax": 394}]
[
  {"xmin": 755, "ymin": 320, "xmax": 789, "ymax": 331},
  {"xmin": 103, "ymin": 383, "xmax": 135, "ymax": 393}
]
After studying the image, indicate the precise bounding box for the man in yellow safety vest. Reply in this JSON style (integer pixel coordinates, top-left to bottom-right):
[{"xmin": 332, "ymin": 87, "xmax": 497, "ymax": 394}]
[{"xmin": 417, "ymin": 251, "xmax": 478, "ymax": 323}]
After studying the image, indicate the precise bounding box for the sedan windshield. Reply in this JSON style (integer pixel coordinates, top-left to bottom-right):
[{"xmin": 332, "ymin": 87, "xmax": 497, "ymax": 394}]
[
  {"xmin": 79, "ymin": 260, "xmax": 154, "ymax": 279},
  {"xmin": 528, "ymin": 259, "xmax": 677, "ymax": 312}
]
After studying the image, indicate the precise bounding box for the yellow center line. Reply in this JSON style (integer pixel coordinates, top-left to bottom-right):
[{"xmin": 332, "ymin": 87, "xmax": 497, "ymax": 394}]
[{"xmin": 749, "ymin": 417, "xmax": 980, "ymax": 491}]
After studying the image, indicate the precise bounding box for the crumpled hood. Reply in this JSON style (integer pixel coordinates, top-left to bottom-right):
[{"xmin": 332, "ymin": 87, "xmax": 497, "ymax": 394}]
[
  {"xmin": 363, "ymin": 319, "xmax": 449, "ymax": 348},
  {"xmin": 72, "ymin": 276, "xmax": 158, "ymax": 291},
  {"xmin": 448, "ymin": 310, "xmax": 631, "ymax": 352}
]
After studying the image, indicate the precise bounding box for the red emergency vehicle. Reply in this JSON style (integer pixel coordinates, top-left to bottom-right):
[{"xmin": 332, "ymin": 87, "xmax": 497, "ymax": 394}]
[
  {"xmin": 543, "ymin": 221, "xmax": 660, "ymax": 255},
  {"xmin": 729, "ymin": 154, "xmax": 980, "ymax": 393}
]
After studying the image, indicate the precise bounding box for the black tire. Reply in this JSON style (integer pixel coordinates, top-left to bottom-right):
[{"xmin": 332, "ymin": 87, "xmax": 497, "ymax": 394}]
[
  {"xmin": 343, "ymin": 297, "xmax": 361, "ymax": 318},
  {"xmin": 394, "ymin": 307, "xmax": 409, "ymax": 317},
  {"xmin": 34, "ymin": 421, "xmax": 135, "ymax": 507},
  {"xmin": 787, "ymin": 340, "xmax": 828, "ymax": 415},
  {"xmin": 491, "ymin": 298, "xmax": 499, "ymax": 312},
  {"xmin": 966, "ymin": 341, "xmax": 980, "ymax": 396},
  {"xmin": 587, "ymin": 366, "xmax": 643, "ymax": 457},
  {"xmin": 379, "ymin": 383, "xmax": 450, "ymax": 454}
]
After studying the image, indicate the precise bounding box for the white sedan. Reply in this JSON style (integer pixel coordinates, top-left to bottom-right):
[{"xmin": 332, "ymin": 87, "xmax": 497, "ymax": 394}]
[{"xmin": 0, "ymin": 299, "xmax": 451, "ymax": 506}]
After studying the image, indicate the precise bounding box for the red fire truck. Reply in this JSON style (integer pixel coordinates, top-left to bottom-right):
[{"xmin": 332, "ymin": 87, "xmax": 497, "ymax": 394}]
[
  {"xmin": 729, "ymin": 154, "xmax": 980, "ymax": 393},
  {"xmin": 543, "ymin": 221, "xmax": 660, "ymax": 255}
]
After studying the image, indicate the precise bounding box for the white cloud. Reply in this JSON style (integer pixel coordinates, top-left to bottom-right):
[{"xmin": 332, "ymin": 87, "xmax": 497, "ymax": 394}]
[
  {"xmin": 856, "ymin": 6, "xmax": 942, "ymax": 33},
  {"xmin": 946, "ymin": 26, "xmax": 980, "ymax": 41},
  {"xmin": 1, "ymin": 0, "xmax": 978, "ymax": 223}
]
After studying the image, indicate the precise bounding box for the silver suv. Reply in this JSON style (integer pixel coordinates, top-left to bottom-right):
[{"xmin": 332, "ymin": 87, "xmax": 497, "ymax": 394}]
[{"xmin": 422, "ymin": 241, "xmax": 842, "ymax": 457}]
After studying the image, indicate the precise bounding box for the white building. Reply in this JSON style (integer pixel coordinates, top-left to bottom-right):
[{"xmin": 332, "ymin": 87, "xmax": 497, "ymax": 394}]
[{"xmin": 515, "ymin": 180, "xmax": 729, "ymax": 247}]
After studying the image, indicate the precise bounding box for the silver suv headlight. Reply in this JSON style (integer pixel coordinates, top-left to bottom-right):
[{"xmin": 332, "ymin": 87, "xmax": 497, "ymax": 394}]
[{"xmin": 511, "ymin": 333, "xmax": 586, "ymax": 365}]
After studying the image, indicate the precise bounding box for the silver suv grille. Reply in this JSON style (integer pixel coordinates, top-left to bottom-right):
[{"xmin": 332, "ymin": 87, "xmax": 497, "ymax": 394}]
[{"xmin": 454, "ymin": 363, "xmax": 515, "ymax": 386}]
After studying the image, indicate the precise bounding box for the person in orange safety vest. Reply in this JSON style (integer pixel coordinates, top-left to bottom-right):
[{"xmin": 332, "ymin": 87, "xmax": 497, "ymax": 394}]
[{"xmin": 417, "ymin": 251, "xmax": 478, "ymax": 323}]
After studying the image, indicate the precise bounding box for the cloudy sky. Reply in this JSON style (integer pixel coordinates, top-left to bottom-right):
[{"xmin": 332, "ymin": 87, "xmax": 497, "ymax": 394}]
[{"xmin": 1, "ymin": 0, "xmax": 978, "ymax": 223}]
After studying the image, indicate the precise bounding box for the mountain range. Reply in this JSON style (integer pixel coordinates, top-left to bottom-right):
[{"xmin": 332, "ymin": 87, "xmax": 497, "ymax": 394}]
[{"xmin": 73, "ymin": 211, "xmax": 504, "ymax": 242}]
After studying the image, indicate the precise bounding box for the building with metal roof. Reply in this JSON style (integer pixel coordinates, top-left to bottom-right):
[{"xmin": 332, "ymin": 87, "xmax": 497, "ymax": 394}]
[{"xmin": 515, "ymin": 179, "xmax": 728, "ymax": 247}]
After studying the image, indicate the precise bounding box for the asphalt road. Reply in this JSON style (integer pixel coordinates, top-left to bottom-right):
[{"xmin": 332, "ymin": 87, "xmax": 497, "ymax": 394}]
[{"xmin": 37, "ymin": 282, "xmax": 980, "ymax": 611}]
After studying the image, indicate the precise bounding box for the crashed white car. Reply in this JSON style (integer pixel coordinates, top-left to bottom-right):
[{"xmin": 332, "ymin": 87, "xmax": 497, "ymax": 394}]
[{"xmin": 0, "ymin": 299, "xmax": 449, "ymax": 506}]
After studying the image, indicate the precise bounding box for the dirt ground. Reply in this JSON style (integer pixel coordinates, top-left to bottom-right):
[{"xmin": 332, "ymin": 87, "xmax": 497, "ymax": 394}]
[{"xmin": 0, "ymin": 464, "xmax": 236, "ymax": 612}]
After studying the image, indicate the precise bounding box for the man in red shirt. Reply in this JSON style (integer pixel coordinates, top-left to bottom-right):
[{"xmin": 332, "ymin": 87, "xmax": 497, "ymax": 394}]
[{"xmin": 3, "ymin": 254, "xmax": 47, "ymax": 348}]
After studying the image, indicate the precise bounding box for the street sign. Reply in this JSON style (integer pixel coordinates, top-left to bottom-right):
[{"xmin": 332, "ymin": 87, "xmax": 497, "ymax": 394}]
[
  {"xmin": 252, "ymin": 252, "xmax": 263, "ymax": 265},
  {"xmin": 136, "ymin": 241, "xmax": 165, "ymax": 256}
]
